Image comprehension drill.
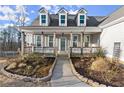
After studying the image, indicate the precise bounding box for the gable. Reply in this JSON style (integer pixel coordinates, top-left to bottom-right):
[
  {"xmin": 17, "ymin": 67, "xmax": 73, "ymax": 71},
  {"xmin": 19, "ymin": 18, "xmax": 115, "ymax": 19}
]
[
  {"xmin": 78, "ymin": 8, "xmax": 87, "ymax": 14},
  {"xmin": 59, "ymin": 9, "xmax": 67, "ymax": 13},
  {"xmin": 79, "ymin": 10, "xmax": 85, "ymax": 14},
  {"xmin": 39, "ymin": 8, "xmax": 48, "ymax": 13},
  {"xmin": 58, "ymin": 8, "xmax": 68, "ymax": 14},
  {"xmin": 40, "ymin": 9, "xmax": 46, "ymax": 13}
]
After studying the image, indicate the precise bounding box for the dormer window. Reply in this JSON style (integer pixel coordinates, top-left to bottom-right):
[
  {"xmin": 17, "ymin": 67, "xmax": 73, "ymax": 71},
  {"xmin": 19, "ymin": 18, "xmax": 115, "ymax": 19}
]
[
  {"xmin": 58, "ymin": 8, "xmax": 68, "ymax": 26},
  {"xmin": 61, "ymin": 15, "xmax": 65, "ymax": 24},
  {"xmin": 77, "ymin": 8, "xmax": 87, "ymax": 26},
  {"xmin": 39, "ymin": 8, "xmax": 49, "ymax": 26},
  {"xmin": 41, "ymin": 15, "xmax": 46, "ymax": 24},
  {"xmin": 80, "ymin": 15, "xmax": 85, "ymax": 24}
]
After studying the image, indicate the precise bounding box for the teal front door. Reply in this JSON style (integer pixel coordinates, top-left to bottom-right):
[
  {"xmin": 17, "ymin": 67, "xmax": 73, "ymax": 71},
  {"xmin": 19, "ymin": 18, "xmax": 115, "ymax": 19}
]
[{"xmin": 60, "ymin": 37, "xmax": 66, "ymax": 51}]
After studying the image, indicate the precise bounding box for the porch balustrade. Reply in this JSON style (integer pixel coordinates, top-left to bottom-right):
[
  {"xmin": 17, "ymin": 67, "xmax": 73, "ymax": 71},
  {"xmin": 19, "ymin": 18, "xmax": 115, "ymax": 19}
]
[
  {"xmin": 70, "ymin": 47, "xmax": 100, "ymax": 57},
  {"xmin": 24, "ymin": 46, "xmax": 55, "ymax": 55}
]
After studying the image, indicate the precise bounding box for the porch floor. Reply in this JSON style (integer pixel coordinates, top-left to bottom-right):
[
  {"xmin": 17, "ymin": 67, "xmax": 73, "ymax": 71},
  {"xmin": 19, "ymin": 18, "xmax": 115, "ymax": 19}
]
[{"xmin": 50, "ymin": 56, "xmax": 90, "ymax": 87}]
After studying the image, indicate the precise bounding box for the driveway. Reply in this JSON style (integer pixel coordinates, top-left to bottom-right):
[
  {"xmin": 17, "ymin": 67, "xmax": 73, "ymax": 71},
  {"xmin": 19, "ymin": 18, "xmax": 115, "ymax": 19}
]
[{"xmin": 50, "ymin": 57, "xmax": 90, "ymax": 87}]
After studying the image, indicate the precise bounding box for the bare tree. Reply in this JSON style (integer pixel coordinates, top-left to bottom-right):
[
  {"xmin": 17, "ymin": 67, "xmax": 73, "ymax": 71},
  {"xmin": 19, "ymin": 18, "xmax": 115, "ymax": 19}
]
[{"xmin": 0, "ymin": 5, "xmax": 28, "ymax": 57}]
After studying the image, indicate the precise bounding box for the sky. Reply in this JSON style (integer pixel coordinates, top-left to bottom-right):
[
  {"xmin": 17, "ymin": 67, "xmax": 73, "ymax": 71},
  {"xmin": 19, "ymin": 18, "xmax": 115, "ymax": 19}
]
[{"xmin": 0, "ymin": 5, "xmax": 122, "ymax": 27}]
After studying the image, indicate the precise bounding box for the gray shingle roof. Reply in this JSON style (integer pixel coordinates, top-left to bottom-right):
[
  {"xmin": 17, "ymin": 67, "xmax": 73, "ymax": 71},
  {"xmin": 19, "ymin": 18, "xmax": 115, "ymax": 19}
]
[{"xmin": 31, "ymin": 14, "xmax": 107, "ymax": 27}]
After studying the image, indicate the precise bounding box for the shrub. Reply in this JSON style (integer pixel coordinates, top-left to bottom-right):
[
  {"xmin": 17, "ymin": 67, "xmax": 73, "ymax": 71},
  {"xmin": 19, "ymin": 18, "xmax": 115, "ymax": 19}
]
[
  {"xmin": 101, "ymin": 66, "xmax": 120, "ymax": 83},
  {"xmin": 22, "ymin": 53, "xmax": 46, "ymax": 65},
  {"xmin": 90, "ymin": 57, "xmax": 109, "ymax": 72},
  {"xmin": 94, "ymin": 47, "xmax": 106, "ymax": 58}
]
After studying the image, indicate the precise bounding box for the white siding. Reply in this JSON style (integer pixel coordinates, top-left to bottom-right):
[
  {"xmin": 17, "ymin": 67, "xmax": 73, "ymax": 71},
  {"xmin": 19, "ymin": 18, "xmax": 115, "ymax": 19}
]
[{"xmin": 100, "ymin": 21, "xmax": 124, "ymax": 61}]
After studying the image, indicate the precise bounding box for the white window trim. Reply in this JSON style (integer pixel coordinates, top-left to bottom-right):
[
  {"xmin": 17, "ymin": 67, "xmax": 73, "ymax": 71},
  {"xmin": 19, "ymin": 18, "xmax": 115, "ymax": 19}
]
[
  {"xmin": 84, "ymin": 35, "xmax": 90, "ymax": 47},
  {"xmin": 39, "ymin": 13, "xmax": 48, "ymax": 26},
  {"xmin": 72, "ymin": 35, "xmax": 78, "ymax": 47},
  {"xmin": 59, "ymin": 13, "xmax": 67, "ymax": 26},
  {"xmin": 35, "ymin": 35, "xmax": 41, "ymax": 47},
  {"xmin": 78, "ymin": 14, "xmax": 86, "ymax": 26},
  {"xmin": 48, "ymin": 35, "xmax": 54, "ymax": 47}
]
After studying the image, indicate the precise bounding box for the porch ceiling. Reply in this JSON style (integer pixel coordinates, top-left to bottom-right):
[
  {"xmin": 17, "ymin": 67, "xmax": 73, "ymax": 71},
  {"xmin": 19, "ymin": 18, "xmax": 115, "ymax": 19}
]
[{"xmin": 20, "ymin": 26, "xmax": 102, "ymax": 33}]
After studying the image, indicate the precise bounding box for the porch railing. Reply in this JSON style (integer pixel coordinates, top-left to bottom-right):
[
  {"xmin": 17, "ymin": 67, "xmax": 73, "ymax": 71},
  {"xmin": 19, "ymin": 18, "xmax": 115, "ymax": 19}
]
[
  {"xmin": 24, "ymin": 46, "xmax": 55, "ymax": 55},
  {"xmin": 24, "ymin": 46, "xmax": 100, "ymax": 57},
  {"xmin": 70, "ymin": 47, "xmax": 100, "ymax": 57},
  {"xmin": 24, "ymin": 46, "xmax": 32, "ymax": 53}
]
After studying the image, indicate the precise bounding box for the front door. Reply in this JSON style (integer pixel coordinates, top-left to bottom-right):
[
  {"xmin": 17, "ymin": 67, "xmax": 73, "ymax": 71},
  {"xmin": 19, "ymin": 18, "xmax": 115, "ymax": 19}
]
[{"xmin": 60, "ymin": 37, "xmax": 66, "ymax": 51}]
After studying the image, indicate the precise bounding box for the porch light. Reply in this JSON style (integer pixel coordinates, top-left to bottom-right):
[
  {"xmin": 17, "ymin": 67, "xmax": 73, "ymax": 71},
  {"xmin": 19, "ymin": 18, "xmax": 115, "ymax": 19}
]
[
  {"xmin": 62, "ymin": 33, "xmax": 64, "ymax": 36},
  {"xmin": 91, "ymin": 44, "xmax": 96, "ymax": 47}
]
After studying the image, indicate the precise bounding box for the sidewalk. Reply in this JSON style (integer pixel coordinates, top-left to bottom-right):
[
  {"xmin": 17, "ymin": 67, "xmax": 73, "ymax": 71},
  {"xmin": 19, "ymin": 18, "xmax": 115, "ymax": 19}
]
[{"xmin": 50, "ymin": 57, "xmax": 90, "ymax": 87}]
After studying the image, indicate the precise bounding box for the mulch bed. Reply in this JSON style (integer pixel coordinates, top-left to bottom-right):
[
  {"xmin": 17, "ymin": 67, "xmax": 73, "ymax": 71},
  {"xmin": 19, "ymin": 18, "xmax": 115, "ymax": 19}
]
[
  {"xmin": 5, "ymin": 57, "xmax": 55, "ymax": 78},
  {"xmin": 71, "ymin": 57, "xmax": 124, "ymax": 87}
]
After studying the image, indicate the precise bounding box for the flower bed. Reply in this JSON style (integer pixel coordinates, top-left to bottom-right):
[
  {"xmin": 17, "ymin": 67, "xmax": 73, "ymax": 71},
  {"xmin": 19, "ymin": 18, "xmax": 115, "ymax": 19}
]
[
  {"xmin": 71, "ymin": 57, "xmax": 124, "ymax": 87},
  {"xmin": 3, "ymin": 53, "xmax": 55, "ymax": 80}
]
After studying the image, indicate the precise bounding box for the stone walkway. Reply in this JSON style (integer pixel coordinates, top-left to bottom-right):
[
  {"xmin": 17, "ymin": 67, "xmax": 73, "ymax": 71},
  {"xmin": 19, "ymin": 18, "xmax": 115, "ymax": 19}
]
[{"xmin": 50, "ymin": 57, "xmax": 90, "ymax": 87}]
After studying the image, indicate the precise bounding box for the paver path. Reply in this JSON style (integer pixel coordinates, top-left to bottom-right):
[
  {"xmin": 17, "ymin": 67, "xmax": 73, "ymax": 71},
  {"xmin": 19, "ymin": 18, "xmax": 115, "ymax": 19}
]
[{"xmin": 50, "ymin": 57, "xmax": 90, "ymax": 87}]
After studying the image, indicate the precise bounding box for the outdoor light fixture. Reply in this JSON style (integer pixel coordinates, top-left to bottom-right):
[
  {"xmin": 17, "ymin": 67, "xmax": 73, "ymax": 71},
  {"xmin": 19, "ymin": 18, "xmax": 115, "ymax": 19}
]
[{"xmin": 62, "ymin": 33, "xmax": 64, "ymax": 36}]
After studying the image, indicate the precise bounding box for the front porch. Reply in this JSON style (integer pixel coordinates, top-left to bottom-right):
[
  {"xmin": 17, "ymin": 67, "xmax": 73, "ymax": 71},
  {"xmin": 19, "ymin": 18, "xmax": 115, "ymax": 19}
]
[{"xmin": 20, "ymin": 26, "xmax": 102, "ymax": 57}]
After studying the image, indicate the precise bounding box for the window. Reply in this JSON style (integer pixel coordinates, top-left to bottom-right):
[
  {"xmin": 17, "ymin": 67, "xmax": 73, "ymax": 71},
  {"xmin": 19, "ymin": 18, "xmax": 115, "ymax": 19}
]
[
  {"xmin": 73, "ymin": 35, "xmax": 78, "ymax": 47},
  {"xmin": 80, "ymin": 15, "xmax": 85, "ymax": 24},
  {"xmin": 113, "ymin": 42, "xmax": 121, "ymax": 58},
  {"xmin": 41, "ymin": 15, "xmax": 46, "ymax": 24},
  {"xmin": 36, "ymin": 35, "xmax": 41, "ymax": 47},
  {"xmin": 84, "ymin": 35, "xmax": 90, "ymax": 47},
  {"xmin": 61, "ymin": 15, "xmax": 65, "ymax": 24},
  {"xmin": 48, "ymin": 35, "xmax": 53, "ymax": 47}
]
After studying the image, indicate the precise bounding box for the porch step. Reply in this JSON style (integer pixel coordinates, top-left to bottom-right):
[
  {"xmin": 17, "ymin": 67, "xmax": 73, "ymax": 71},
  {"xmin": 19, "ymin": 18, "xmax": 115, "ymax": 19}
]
[{"xmin": 57, "ymin": 54, "xmax": 69, "ymax": 59}]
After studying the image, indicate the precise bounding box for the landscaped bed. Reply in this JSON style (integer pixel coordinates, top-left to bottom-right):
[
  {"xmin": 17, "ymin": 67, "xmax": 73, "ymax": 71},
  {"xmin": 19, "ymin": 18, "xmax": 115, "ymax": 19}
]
[
  {"xmin": 71, "ymin": 56, "xmax": 124, "ymax": 87},
  {"xmin": 4, "ymin": 53, "xmax": 55, "ymax": 78}
]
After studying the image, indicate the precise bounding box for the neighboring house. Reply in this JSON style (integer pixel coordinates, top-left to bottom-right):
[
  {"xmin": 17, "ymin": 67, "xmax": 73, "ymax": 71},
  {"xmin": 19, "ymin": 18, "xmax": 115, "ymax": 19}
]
[
  {"xmin": 20, "ymin": 6, "xmax": 124, "ymax": 62},
  {"xmin": 99, "ymin": 6, "xmax": 124, "ymax": 62}
]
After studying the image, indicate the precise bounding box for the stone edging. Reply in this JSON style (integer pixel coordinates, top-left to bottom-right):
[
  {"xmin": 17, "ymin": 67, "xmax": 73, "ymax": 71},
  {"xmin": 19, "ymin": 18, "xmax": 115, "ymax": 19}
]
[
  {"xmin": 1, "ymin": 58, "xmax": 57, "ymax": 82},
  {"xmin": 69, "ymin": 59, "xmax": 112, "ymax": 87}
]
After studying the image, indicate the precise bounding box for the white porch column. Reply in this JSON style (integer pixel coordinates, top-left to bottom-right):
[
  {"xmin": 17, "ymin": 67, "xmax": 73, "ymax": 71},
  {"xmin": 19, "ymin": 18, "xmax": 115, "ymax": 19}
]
[
  {"xmin": 41, "ymin": 32, "xmax": 44, "ymax": 53},
  {"xmin": 53, "ymin": 32, "xmax": 56, "ymax": 56},
  {"xmin": 70, "ymin": 32, "xmax": 73, "ymax": 47},
  {"xmin": 80, "ymin": 32, "xmax": 83, "ymax": 54},
  {"xmin": 53, "ymin": 32, "xmax": 56, "ymax": 47},
  {"xmin": 80, "ymin": 32, "xmax": 83, "ymax": 48},
  {"xmin": 21, "ymin": 32, "xmax": 24, "ymax": 55},
  {"xmin": 70, "ymin": 32, "xmax": 73, "ymax": 56},
  {"xmin": 41, "ymin": 32, "xmax": 44, "ymax": 48},
  {"xmin": 32, "ymin": 33, "xmax": 34, "ymax": 52}
]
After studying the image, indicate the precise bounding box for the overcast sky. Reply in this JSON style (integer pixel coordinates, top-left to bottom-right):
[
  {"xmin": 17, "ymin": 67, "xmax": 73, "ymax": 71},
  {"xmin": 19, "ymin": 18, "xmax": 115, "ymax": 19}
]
[{"xmin": 0, "ymin": 5, "xmax": 122, "ymax": 27}]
